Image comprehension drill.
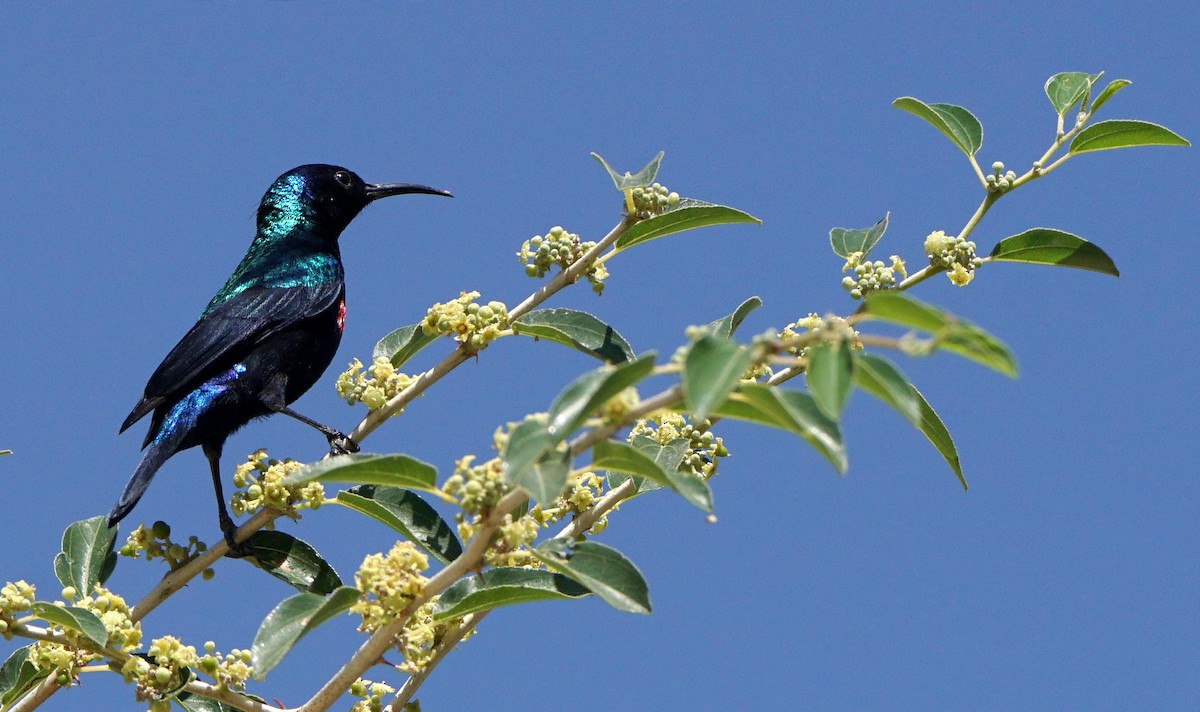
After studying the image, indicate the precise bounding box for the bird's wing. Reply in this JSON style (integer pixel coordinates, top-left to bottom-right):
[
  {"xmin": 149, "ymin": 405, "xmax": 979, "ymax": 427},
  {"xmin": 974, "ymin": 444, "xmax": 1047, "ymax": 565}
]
[{"xmin": 120, "ymin": 282, "xmax": 343, "ymax": 432}]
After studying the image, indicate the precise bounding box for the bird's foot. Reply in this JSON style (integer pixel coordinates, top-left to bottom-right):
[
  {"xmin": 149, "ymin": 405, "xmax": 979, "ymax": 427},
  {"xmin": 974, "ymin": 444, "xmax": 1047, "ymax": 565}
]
[
  {"xmin": 220, "ymin": 518, "xmax": 254, "ymax": 559},
  {"xmin": 327, "ymin": 432, "xmax": 360, "ymax": 457}
]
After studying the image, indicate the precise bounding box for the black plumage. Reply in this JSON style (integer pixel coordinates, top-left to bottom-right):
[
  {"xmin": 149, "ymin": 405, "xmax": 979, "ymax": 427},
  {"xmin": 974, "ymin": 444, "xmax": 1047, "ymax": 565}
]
[{"xmin": 108, "ymin": 164, "xmax": 450, "ymax": 551}]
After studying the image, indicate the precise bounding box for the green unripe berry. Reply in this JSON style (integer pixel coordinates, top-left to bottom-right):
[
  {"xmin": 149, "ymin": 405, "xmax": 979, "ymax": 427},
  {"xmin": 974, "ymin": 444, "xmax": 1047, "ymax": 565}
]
[
  {"xmin": 0, "ymin": 620, "xmax": 8, "ymax": 634},
  {"xmin": 151, "ymin": 520, "xmax": 171, "ymax": 539},
  {"xmin": 466, "ymin": 302, "xmax": 480, "ymax": 315},
  {"xmin": 841, "ymin": 276, "xmax": 855, "ymax": 289},
  {"xmin": 668, "ymin": 192, "xmax": 680, "ymax": 205},
  {"xmin": 167, "ymin": 544, "xmax": 185, "ymax": 560},
  {"xmin": 56, "ymin": 672, "xmax": 69, "ymax": 686},
  {"xmin": 61, "ymin": 586, "xmax": 77, "ymax": 600},
  {"xmin": 154, "ymin": 667, "xmax": 172, "ymax": 685},
  {"xmin": 850, "ymin": 288, "xmax": 863, "ymax": 299},
  {"xmin": 524, "ymin": 264, "xmax": 539, "ymax": 277},
  {"xmin": 201, "ymin": 656, "xmax": 218, "ymax": 673},
  {"xmin": 247, "ymin": 484, "xmax": 262, "ymax": 499},
  {"xmin": 351, "ymin": 681, "xmax": 366, "ymax": 696},
  {"xmin": 240, "ymin": 650, "xmax": 252, "ymax": 663}
]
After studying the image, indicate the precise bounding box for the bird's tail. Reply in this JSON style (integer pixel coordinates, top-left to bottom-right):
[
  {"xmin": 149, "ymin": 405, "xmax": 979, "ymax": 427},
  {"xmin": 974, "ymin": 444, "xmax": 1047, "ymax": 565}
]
[{"xmin": 107, "ymin": 432, "xmax": 183, "ymax": 528}]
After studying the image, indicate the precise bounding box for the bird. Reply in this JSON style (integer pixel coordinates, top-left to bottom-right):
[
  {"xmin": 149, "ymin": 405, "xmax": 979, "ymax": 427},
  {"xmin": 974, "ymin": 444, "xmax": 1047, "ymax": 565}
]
[{"xmin": 108, "ymin": 164, "xmax": 451, "ymax": 553}]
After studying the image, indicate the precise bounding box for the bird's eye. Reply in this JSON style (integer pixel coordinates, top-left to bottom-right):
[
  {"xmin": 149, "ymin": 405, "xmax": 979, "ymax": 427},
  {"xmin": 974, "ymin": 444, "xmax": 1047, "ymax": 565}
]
[{"xmin": 334, "ymin": 171, "xmax": 353, "ymax": 188}]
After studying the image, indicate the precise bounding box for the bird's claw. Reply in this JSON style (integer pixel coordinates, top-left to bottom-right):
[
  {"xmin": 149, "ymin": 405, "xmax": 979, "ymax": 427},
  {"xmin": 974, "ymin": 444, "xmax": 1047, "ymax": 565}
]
[
  {"xmin": 220, "ymin": 519, "xmax": 254, "ymax": 559},
  {"xmin": 328, "ymin": 433, "xmax": 360, "ymax": 456}
]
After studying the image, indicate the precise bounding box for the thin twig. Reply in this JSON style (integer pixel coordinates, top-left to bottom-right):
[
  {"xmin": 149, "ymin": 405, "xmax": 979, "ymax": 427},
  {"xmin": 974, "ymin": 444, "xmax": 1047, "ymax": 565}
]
[{"xmin": 385, "ymin": 612, "xmax": 486, "ymax": 711}]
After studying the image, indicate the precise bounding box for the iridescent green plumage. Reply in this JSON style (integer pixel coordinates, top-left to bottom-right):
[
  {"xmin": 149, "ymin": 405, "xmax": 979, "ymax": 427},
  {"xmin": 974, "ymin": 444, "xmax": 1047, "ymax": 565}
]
[{"xmin": 110, "ymin": 164, "xmax": 451, "ymax": 553}]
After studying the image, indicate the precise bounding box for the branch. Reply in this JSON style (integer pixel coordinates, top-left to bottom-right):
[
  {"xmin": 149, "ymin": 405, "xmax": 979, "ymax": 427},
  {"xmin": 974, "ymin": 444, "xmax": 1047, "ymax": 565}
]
[
  {"xmin": 9, "ymin": 675, "xmax": 61, "ymax": 712},
  {"xmin": 129, "ymin": 507, "xmax": 280, "ymax": 622},
  {"xmin": 299, "ymin": 383, "xmax": 683, "ymax": 711},
  {"xmin": 347, "ymin": 216, "xmax": 634, "ymax": 445},
  {"xmin": 385, "ymin": 612, "xmax": 486, "ymax": 711}
]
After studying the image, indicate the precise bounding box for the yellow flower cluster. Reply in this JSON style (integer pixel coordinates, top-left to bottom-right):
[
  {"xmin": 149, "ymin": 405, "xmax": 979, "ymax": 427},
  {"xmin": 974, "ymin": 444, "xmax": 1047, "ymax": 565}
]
[
  {"xmin": 336, "ymin": 356, "xmax": 417, "ymax": 411},
  {"xmin": 195, "ymin": 640, "xmax": 254, "ymax": 691},
  {"xmin": 0, "ymin": 579, "xmax": 35, "ymax": 616},
  {"xmin": 422, "ymin": 291, "xmax": 510, "ymax": 351},
  {"xmin": 778, "ymin": 313, "xmax": 860, "ymax": 358},
  {"xmin": 230, "ymin": 449, "xmax": 325, "ymax": 517},
  {"xmin": 118, "ymin": 521, "xmax": 209, "ymax": 575},
  {"xmin": 517, "ymin": 225, "xmax": 609, "ymax": 294},
  {"xmin": 86, "ymin": 587, "xmax": 141, "ymax": 651},
  {"xmin": 629, "ymin": 413, "xmax": 729, "ymax": 480},
  {"xmin": 923, "ymin": 230, "xmax": 983, "ymax": 286},
  {"xmin": 348, "ymin": 678, "xmax": 397, "ymax": 712},
  {"xmin": 841, "ymin": 253, "xmax": 907, "ymax": 299},
  {"xmin": 627, "ymin": 182, "xmax": 680, "ymax": 219},
  {"xmin": 442, "ymin": 455, "xmax": 509, "ymax": 515},
  {"xmin": 352, "ymin": 542, "xmax": 431, "ymax": 633},
  {"xmin": 19, "ymin": 588, "xmax": 142, "ymax": 691}
]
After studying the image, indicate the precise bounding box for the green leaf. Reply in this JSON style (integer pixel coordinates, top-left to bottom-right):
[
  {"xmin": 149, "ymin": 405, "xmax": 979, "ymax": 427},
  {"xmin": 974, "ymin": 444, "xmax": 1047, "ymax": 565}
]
[
  {"xmin": 1090, "ymin": 79, "xmax": 1131, "ymax": 115},
  {"xmin": 502, "ymin": 419, "xmax": 571, "ymax": 503},
  {"xmin": 53, "ymin": 516, "xmax": 117, "ymax": 595},
  {"xmin": 850, "ymin": 352, "xmax": 920, "ymax": 423},
  {"xmin": 829, "ymin": 213, "xmax": 889, "ymax": 259},
  {"xmin": 373, "ymin": 324, "xmax": 439, "ymax": 368},
  {"xmin": 336, "ymin": 486, "xmax": 463, "ymax": 564},
  {"xmin": 704, "ymin": 296, "xmax": 762, "ymax": 338},
  {"xmin": 710, "ymin": 384, "xmax": 846, "ymax": 472},
  {"xmin": 592, "ymin": 439, "xmax": 713, "ymax": 512},
  {"xmin": 893, "ymin": 97, "xmax": 983, "ymax": 156},
  {"xmin": 1045, "ymin": 72, "xmax": 1102, "ymax": 116},
  {"xmin": 432, "ymin": 568, "xmax": 590, "ymax": 621},
  {"xmin": 246, "ymin": 531, "xmax": 342, "ymax": 594},
  {"xmin": 548, "ymin": 354, "xmax": 655, "ymax": 437},
  {"xmin": 285, "ymin": 453, "xmax": 438, "ymax": 493},
  {"xmin": 989, "ymin": 228, "xmax": 1118, "ymax": 276},
  {"xmin": 29, "ymin": 603, "xmax": 108, "ymax": 648},
  {"xmin": 251, "ymin": 586, "xmax": 359, "ymax": 677},
  {"xmin": 532, "ymin": 540, "xmax": 651, "ymax": 614},
  {"xmin": 591, "ymin": 151, "xmax": 664, "ymax": 191},
  {"xmin": 806, "ymin": 341, "xmax": 855, "ymax": 419},
  {"xmin": 511, "ymin": 308, "xmax": 635, "ymax": 364},
  {"xmin": 683, "ymin": 335, "xmax": 754, "ymax": 421},
  {"xmin": 0, "ymin": 646, "xmax": 47, "ymax": 707},
  {"xmin": 176, "ymin": 693, "xmax": 241, "ymax": 712},
  {"xmin": 606, "ymin": 435, "xmax": 690, "ymax": 496},
  {"xmin": 518, "ymin": 453, "xmax": 571, "ymax": 505},
  {"xmin": 861, "ymin": 293, "xmax": 1017, "ymax": 377},
  {"xmin": 615, "ymin": 198, "xmax": 761, "ymax": 250},
  {"xmin": 1070, "ymin": 119, "xmax": 1190, "ymax": 154},
  {"xmin": 853, "ymin": 353, "xmax": 966, "ymax": 489}
]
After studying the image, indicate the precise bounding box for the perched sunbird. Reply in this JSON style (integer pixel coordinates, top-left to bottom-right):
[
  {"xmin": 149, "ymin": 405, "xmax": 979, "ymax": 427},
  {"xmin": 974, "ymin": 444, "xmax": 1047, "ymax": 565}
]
[{"xmin": 109, "ymin": 164, "xmax": 451, "ymax": 552}]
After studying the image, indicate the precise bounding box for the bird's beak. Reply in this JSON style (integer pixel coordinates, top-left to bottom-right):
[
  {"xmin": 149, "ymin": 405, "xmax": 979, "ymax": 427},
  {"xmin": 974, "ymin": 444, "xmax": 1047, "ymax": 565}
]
[{"xmin": 365, "ymin": 183, "xmax": 453, "ymax": 202}]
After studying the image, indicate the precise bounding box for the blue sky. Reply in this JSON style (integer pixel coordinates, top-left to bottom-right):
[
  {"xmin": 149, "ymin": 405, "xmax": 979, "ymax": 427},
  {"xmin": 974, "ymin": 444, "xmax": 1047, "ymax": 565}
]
[{"xmin": 1, "ymin": 3, "xmax": 1196, "ymax": 711}]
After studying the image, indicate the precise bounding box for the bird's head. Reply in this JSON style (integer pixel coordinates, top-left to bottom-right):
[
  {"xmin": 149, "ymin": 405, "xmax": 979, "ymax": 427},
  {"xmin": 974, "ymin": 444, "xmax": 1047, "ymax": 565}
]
[{"xmin": 257, "ymin": 164, "xmax": 452, "ymax": 239}]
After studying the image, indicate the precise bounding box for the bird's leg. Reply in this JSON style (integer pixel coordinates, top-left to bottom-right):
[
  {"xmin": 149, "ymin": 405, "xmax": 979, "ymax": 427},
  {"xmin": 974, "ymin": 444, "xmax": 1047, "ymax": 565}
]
[
  {"xmin": 260, "ymin": 379, "xmax": 359, "ymax": 456},
  {"xmin": 204, "ymin": 443, "xmax": 252, "ymax": 558}
]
